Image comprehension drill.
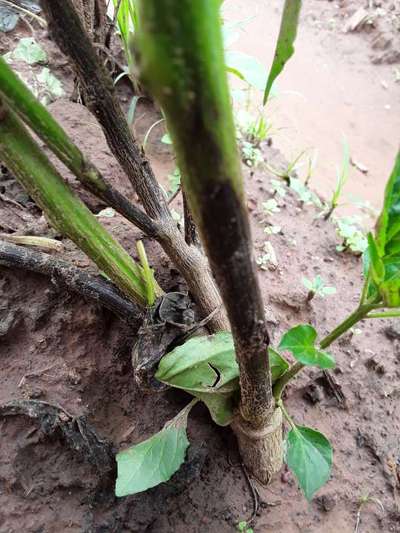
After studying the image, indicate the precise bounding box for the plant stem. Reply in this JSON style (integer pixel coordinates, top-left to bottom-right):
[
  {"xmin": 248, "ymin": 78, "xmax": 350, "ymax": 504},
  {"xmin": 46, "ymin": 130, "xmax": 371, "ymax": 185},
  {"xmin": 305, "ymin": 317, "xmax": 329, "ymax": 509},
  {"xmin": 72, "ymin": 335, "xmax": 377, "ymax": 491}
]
[
  {"xmin": 276, "ymin": 399, "xmax": 297, "ymax": 430},
  {"xmin": 367, "ymin": 310, "xmax": 400, "ymax": 319},
  {"xmin": 0, "ymin": 57, "xmax": 159, "ymax": 238},
  {"xmin": 0, "ymin": 99, "xmax": 158, "ymax": 306},
  {"xmin": 273, "ymin": 361, "xmax": 304, "ymax": 401},
  {"xmin": 319, "ymin": 304, "xmax": 376, "ymax": 349},
  {"xmin": 40, "ymin": 0, "xmax": 229, "ymax": 332},
  {"xmin": 273, "ymin": 303, "xmax": 378, "ymax": 400},
  {"xmin": 136, "ymin": 0, "xmax": 273, "ymax": 428}
]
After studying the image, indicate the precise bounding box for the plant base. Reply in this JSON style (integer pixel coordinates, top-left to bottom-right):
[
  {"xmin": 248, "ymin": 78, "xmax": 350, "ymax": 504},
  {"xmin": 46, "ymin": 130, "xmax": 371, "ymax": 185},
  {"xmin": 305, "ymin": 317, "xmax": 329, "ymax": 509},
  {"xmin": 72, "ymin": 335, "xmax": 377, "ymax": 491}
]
[{"xmin": 232, "ymin": 407, "xmax": 283, "ymax": 484}]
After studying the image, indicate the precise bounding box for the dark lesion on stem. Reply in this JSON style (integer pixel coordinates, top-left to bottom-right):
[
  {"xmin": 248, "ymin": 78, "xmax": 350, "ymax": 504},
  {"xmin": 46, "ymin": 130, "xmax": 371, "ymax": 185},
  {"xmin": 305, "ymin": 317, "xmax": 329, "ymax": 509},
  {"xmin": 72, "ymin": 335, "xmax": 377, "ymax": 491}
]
[{"xmin": 197, "ymin": 181, "xmax": 273, "ymax": 426}]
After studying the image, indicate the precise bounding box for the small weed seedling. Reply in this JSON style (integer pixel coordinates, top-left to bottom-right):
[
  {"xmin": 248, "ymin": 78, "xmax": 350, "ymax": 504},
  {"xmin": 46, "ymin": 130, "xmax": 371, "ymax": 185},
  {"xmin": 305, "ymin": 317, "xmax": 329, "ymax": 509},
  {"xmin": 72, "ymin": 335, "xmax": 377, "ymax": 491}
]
[
  {"xmin": 323, "ymin": 138, "xmax": 350, "ymax": 220},
  {"xmin": 256, "ymin": 241, "xmax": 278, "ymax": 271},
  {"xmin": 237, "ymin": 521, "xmax": 254, "ymax": 533},
  {"xmin": 290, "ymin": 177, "xmax": 322, "ymax": 208},
  {"xmin": 265, "ymin": 149, "xmax": 307, "ymax": 184},
  {"xmin": 262, "ymin": 198, "xmax": 280, "ymax": 217},
  {"xmin": 302, "ymin": 275, "xmax": 337, "ymax": 301},
  {"xmin": 264, "ymin": 224, "xmax": 281, "ymax": 235},
  {"xmin": 335, "ymin": 216, "xmax": 368, "ymax": 254},
  {"xmin": 270, "ymin": 178, "xmax": 287, "ymax": 198},
  {"xmin": 240, "ymin": 139, "xmax": 264, "ymax": 167}
]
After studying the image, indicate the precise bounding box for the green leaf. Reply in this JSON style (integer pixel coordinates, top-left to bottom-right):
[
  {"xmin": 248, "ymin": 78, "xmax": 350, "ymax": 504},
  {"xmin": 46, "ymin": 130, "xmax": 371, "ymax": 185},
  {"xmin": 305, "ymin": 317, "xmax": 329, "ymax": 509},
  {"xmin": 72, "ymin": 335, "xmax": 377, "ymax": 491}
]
[
  {"xmin": 279, "ymin": 325, "xmax": 335, "ymax": 369},
  {"xmin": 115, "ymin": 400, "xmax": 195, "ymax": 497},
  {"xmin": 13, "ymin": 38, "xmax": 47, "ymax": 65},
  {"xmin": 367, "ymin": 233, "xmax": 385, "ymax": 286},
  {"xmin": 380, "ymin": 255, "xmax": 400, "ymax": 307},
  {"xmin": 263, "ymin": 0, "xmax": 302, "ymax": 104},
  {"xmin": 156, "ymin": 333, "xmax": 285, "ymax": 426},
  {"xmin": 286, "ymin": 426, "xmax": 333, "ymax": 501},
  {"xmin": 156, "ymin": 332, "xmax": 239, "ymax": 426},
  {"xmin": 156, "ymin": 332, "xmax": 238, "ymax": 393},
  {"xmin": 268, "ymin": 347, "xmax": 289, "ymax": 381},
  {"xmin": 225, "ymin": 51, "xmax": 267, "ymax": 91},
  {"xmin": 376, "ymin": 151, "xmax": 400, "ymax": 255}
]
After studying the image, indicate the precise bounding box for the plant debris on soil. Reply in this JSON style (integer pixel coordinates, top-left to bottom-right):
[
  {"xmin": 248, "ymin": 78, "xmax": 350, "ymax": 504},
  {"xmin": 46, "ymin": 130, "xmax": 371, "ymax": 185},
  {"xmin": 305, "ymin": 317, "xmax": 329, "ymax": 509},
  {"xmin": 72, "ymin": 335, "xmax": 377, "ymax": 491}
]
[{"xmin": 1, "ymin": 2, "xmax": 400, "ymax": 532}]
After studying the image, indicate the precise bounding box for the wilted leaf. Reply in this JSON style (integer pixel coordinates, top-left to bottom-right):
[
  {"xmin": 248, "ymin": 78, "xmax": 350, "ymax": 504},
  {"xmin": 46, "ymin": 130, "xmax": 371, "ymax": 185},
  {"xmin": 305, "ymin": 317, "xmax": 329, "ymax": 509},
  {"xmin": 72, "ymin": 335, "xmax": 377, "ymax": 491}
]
[
  {"xmin": 13, "ymin": 38, "xmax": 47, "ymax": 65},
  {"xmin": 0, "ymin": 6, "xmax": 19, "ymax": 33},
  {"xmin": 286, "ymin": 426, "xmax": 333, "ymax": 501},
  {"xmin": 264, "ymin": 0, "xmax": 302, "ymax": 104},
  {"xmin": 115, "ymin": 400, "xmax": 195, "ymax": 497},
  {"xmin": 279, "ymin": 325, "xmax": 335, "ymax": 369}
]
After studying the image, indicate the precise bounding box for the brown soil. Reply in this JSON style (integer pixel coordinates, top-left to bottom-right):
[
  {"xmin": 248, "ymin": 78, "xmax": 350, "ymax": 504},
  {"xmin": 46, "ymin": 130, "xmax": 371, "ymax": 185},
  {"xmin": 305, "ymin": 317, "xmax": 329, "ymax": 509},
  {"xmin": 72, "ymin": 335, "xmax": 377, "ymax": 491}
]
[{"xmin": 1, "ymin": 3, "xmax": 400, "ymax": 533}]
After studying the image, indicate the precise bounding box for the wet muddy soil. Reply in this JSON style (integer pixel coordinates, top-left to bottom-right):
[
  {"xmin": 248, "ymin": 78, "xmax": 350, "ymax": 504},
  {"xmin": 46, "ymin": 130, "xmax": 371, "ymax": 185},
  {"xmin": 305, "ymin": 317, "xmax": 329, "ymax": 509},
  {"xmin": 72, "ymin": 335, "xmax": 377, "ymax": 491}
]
[{"xmin": 1, "ymin": 1, "xmax": 400, "ymax": 532}]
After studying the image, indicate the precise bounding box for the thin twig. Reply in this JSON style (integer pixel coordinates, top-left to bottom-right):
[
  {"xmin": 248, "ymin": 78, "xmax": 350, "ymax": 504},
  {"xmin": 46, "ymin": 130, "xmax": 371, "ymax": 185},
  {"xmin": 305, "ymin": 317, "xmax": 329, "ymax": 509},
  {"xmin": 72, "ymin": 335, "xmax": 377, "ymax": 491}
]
[
  {"xmin": 167, "ymin": 184, "xmax": 182, "ymax": 205},
  {"xmin": 105, "ymin": 0, "xmax": 122, "ymax": 48},
  {"xmin": 0, "ymin": 240, "xmax": 142, "ymax": 323}
]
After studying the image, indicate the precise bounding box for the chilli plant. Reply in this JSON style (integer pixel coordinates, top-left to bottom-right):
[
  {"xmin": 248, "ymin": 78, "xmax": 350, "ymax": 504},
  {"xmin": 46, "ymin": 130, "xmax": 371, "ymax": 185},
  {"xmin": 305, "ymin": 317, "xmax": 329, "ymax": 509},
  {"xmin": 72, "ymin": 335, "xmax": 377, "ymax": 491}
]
[{"xmin": 0, "ymin": 0, "xmax": 399, "ymax": 507}]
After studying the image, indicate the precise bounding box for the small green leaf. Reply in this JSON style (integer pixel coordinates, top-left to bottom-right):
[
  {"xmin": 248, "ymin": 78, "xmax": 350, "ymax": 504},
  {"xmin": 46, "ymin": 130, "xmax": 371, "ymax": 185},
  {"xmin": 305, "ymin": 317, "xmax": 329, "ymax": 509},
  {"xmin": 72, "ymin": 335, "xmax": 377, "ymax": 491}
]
[
  {"xmin": 268, "ymin": 347, "xmax": 289, "ymax": 381},
  {"xmin": 263, "ymin": 0, "xmax": 302, "ymax": 104},
  {"xmin": 286, "ymin": 426, "xmax": 333, "ymax": 501},
  {"xmin": 13, "ymin": 38, "xmax": 47, "ymax": 65},
  {"xmin": 115, "ymin": 400, "xmax": 195, "ymax": 497},
  {"xmin": 167, "ymin": 167, "xmax": 181, "ymax": 196},
  {"xmin": 279, "ymin": 325, "xmax": 335, "ymax": 369}
]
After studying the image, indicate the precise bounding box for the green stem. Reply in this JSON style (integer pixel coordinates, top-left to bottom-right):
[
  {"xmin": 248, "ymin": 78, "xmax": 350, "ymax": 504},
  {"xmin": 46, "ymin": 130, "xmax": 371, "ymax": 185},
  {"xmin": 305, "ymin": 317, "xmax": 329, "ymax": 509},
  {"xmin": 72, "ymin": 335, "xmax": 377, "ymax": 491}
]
[
  {"xmin": 273, "ymin": 361, "xmax": 304, "ymax": 401},
  {"xmin": 0, "ymin": 99, "xmax": 156, "ymax": 306},
  {"xmin": 273, "ymin": 303, "xmax": 378, "ymax": 400},
  {"xmin": 0, "ymin": 57, "xmax": 160, "ymax": 238},
  {"xmin": 276, "ymin": 398, "xmax": 296, "ymax": 430},
  {"xmin": 367, "ymin": 310, "xmax": 400, "ymax": 319},
  {"xmin": 319, "ymin": 304, "xmax": 377, "ymax": 349},
  {"xmin": 136, "ymin": 240, "xmax": 156, "ymax": 306}
]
